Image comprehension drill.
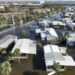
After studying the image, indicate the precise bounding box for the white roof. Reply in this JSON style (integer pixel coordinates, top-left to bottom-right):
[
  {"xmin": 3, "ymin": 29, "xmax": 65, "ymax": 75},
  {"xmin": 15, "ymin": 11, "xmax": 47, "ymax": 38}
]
[
  {"xmin": 67, "ymin": 32, "xmax": 75, "ymax": 45},
  {"xmin": 0, "ymin": 6, "xmax": 4, "ymax": 9},
  {"xmin": 52, "ymin": 21, "xmax": 66, "ymax": 26},
  {"xmin": 39, "ymin": 19, "xmax": 51, "ymax": 26},
  {"xmin": 44, "ymin": 44, "xmax": 75, "ymax": 67},
  {"xmin": 59, "ymin": 47, "xmax": 67, "ymax": 54},
  {"xmin": 65, "ymin": 7, "xmax": 74, "ymax": 15},
  {"xmin": 67, "ymin": 37, "xmax": 75, "ymax": 42},
  {"xmin": 44, "ymin": 45, "xmax": 60, "ymax": 53},
  {"xmin": 12, "ymin": 39, "xmax": 36, "ymax": 54},
  {"xmin": 71, "ymin": 22, "xmax": 75, "ymax": 26},
  {"xmin": 63, "ymin": 18, "xmax": 73, "ymax": 23},
  {"xmin": 35, "ymin": 29, "xmax": 41, "ymax": 34},
  {"xmin": 41, "ymin": 28, "xmax": 58, "ymax": 39},
  {"xmin": 41, "ymin": 32, "xmax": 46, "ymax": 38},
  {"xmin": 65, "ymin": 12, "xmax": 74, "ymax": 15},
  {"xmin": 67, "ymin": 22, "xmax": 75, "ymax": 28},
  {"xmin": 46, "ymin": 28, "xmax": 58, "ymax": 37},
  {"xmin": 47, "ymin": 35, "xmax": 56, "ymax": 41},
  {"xmin": 51, "ymin": 45, "xmax": 60, "ymax": 53},
  {"xmin": 44, "ymin": 45, "xmax": 52, "ymax": 53},
  {"xmin": 69, "ymin": 32, "xmax": 75, "ymax": 37},
  {"xmin": 59, "ymin": 56, "xmax": 75, "ymax": 66},
  {"xmin": 65, "ymin": 13, "xmax": 70, "ymax": 17},
  {"xmin": 67, "ymin": 32, "xmax": 75, "ymax": 41},
  {"xmin": 46, "ymin": 56, "xmax": 75, "ymax": 66},
  {"xmin": 0, "ymin": 35, "xmax": 17, "ymax": 49},
  {"xmin": 39, "ymin": 19, "xmax": 48, "ymax": 24},
  {"xmin": 44, "ymin": 45, "xmax": 64, "ymax": 61}
]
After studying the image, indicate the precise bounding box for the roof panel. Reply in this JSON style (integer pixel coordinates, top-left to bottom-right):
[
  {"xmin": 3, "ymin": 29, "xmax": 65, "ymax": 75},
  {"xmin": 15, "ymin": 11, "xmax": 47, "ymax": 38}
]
[
  {"xmin": 44, "ymin": 45, "xmax": 75, "ymax": 67},
  {"xmin": 45, "ymin": 53, "xmax": 54, "ymax": 60},
  {"xmin": 0, "ymin": 35, "xmax": 17, "ymax": 48},
  {"xmin": 54, "ymin": 53, "xmax": 65, "ymax": 60},
  {"xmin": 12, "ymin": 39, "xmax": 36, "ymax": 54},
  {"xmin": 50, "ymin": 45, "xmax": 60, "ymax": 53}
]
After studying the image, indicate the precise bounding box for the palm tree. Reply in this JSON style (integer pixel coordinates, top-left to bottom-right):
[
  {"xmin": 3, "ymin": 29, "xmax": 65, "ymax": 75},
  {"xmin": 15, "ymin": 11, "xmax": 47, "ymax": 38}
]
[
  {"xmin": 20, "ymin": 30, "xmax": 28, "ymax": 38},
  {"xmin": 13, "ymin": 48, "xmax": 21, "ymax": 63},
  {"xmin": 1, "ymin": 50, "xmax": 7, "ymax": 56},
  {"xmin": 53, "ymin": 61, "xmax": 61, "ymax": 75},
  {"xmin": 29, "ymin": 7, "xmax": 33, "ymax": 15},
  {"xmin": 64, "ymin": 32, "xmax": 70, "ymax": 49},
  {"xmin": 0, "ymin": 61, "xmax": 12, "ymax": 75},
  {"xmin": 64, "ymin": 32, "xmax": 69, "ymax": 39},
  {"xmin": 59, "ymin": 32, "xmax": 69, "ymax": 44}
]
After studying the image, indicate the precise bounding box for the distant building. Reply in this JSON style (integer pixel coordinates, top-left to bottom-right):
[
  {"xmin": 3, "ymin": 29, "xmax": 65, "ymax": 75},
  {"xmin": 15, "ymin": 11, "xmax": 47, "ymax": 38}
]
[
  {"xmin": 51, "ymin": 21, "xmax": 66, "ymax": 29},
  {"xmin": 0, "ymin": 5, "xmax": 5, "ymax": 11},
  {"xmin": 66, "ymin": 22, "xmax": 75, "ymax": 30},
  {"xmin": 0, "ymin": 0, "xmax": 43, "ymax": 6},
  {"xmin": 65, "ymin": 7, "xmax": 75, "ymax": 17},
  {"xmin": 67, "ymin": 32, "xmax": 75, "ymax": 46},
  {"xmin": 50, "ymin": 13, "xmax": 64, "ymax": 20},
  {"xmin": 62, "ymin": 18, "xmax": 72, "ymax": 23},
  {"xmin": 45, "ymin": 0, "xmax": 75, "ymax": 6},
  {"xmin": 38, "ymin": 19, "xmax": 51, "ymax": 28}
]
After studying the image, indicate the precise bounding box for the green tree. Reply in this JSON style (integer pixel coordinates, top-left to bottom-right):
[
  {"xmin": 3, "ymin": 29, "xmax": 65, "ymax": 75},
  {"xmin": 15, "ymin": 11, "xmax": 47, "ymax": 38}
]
[
  {"xmin": 13, "ymin": 48, "xmax": 21, "ymax": 63},
  {"xmin": 59, "ymin": 32, "xmax": 69, "ymax": 44},
  {"xmin": 0, "ymin": 61, "xmax": 12, "ymax": 75},
  {"xmin": 29, "ymin": 7, "xmax": 34, "ymax": 15},
  {"xmin": 53, "ymin": 61, "xmax": 61, "ymax": 75},
  {"xmin": 20, "ymin": 31, "xmax": 28, "ymax": 38},
  {"xmin": 0, "ymin": 50, "xmax": 7, "ymax": 56},
  {"xmin": 64, "ymin": 32, "xmax": 69, "ymax": 39}
]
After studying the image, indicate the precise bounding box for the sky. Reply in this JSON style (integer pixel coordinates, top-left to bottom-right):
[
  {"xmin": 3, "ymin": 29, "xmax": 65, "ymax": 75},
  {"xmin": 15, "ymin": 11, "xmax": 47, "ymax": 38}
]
[{"xmin": 0, "ymin": 0, "xmax": 75, "ymax": 2}]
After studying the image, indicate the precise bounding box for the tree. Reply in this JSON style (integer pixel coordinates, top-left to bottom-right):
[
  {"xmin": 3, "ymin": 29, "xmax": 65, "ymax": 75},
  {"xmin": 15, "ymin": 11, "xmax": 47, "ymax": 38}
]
[
  {"xmin": 59, "ymin": 32, "xmax": 69, "ymax": 44},
  {"xmin": 0, "ymin": 61, "xmax": 12, "ymax": 75},
  {"xmin": 0, "ymin": 50, "xmax": 7, "ymax": 56},
  {"xmin": 20, "ymin": 31, "xmax": 28, "ymax": 38},
  {"xmin": 53, "ymin": 61, "xmax": 61, "ymax": 75},
  {"xmin": 13, "ymin": 48, "xmax": 21, "ymax": 63},
  {"xmin": 37, "ymin": 43, "xmax": 42, "ymax": 49},
  {"xmin": 64, "ymin": 32, "xmax": 69, "ymax": 39},
  {"xmin": 29, "ymin": 7, "xmax": 34, "ymax": 15}
]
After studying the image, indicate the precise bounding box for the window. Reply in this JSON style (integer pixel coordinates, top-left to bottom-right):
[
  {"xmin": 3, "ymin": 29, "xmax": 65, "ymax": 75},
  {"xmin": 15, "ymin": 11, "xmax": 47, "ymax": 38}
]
[
  {"xmin": 47, "ymin": 66, "xmax": 53, "ymax": 69},
  {"xmin": 61, "ymin": 66, "xmax": 65, "ymax": 69},
  {"xmin": 54, "ymin": 25, "xmax": 60, "ymax": 29},
  {"xmin": 21, "ymin": 53, "xmax": 27, "ymax": 57}
]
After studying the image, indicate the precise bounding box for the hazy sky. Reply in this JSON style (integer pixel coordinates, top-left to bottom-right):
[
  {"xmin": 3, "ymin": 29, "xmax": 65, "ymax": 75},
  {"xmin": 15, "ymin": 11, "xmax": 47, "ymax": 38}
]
[
  {"xmin": 0, "ymin": 0, "xmax": 74, "ymax": 2},
  {"xmin": 0, "ymin": 0, "xmax": 75, "ymax": 1}
]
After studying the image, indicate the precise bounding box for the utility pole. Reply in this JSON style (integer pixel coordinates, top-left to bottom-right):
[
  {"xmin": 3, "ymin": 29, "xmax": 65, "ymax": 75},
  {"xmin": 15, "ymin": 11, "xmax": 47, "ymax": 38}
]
[
  {"xmin": 12, "ymin": 14, "xmax": 15, "ymax": 35},
  {"xmin": 12, "ymin": 14, "xmax": 15, "ymax": 25}
]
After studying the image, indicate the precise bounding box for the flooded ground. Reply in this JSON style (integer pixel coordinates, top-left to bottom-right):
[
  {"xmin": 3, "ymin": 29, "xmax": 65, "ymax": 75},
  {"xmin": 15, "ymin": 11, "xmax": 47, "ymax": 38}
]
[
  {"xmin": 11, "ymin": 47, "xmax": 75, "ymax": 75},
  {"xmin": 11, "ymin": 58, "xmax": 75, "ymax": 75}
]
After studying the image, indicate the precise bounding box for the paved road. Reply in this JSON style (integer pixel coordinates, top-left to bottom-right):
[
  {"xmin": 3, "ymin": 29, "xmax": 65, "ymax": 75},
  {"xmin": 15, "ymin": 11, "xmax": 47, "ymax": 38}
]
[{"xmin": 0, "ymin": 20, "xmax": 37, "ymax": 38}]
